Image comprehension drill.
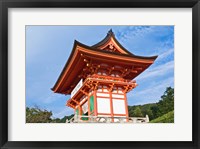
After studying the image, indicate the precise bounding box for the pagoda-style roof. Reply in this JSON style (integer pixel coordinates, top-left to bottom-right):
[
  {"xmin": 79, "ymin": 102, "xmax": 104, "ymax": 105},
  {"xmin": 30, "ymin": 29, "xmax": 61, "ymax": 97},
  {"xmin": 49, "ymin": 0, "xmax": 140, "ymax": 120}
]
[
  {"xmin": 91, "ymin": 29, "xmax": 134, "ymax": 55},
  {"xmin": 52, "ymin": 30, "xmax": 157, "ymax": 94}
]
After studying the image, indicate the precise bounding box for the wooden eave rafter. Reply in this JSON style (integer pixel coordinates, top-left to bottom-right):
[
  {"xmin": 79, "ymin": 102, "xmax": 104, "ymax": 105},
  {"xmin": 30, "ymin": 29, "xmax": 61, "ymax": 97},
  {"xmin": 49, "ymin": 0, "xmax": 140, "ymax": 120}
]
[
  {"xmin": 66, "ymin": 75, "xmax": 137, "ymax": 108},
  {"xmin": 79, "ymin": 41, "xmax": 157, "ymax": 62},
  {"xmin": 71, "ymin": 99, "xmax": 79, "ymax": 105},
  {"xmin": 52, "ymin": 38, "xmax": 157, "ymax": 95}
]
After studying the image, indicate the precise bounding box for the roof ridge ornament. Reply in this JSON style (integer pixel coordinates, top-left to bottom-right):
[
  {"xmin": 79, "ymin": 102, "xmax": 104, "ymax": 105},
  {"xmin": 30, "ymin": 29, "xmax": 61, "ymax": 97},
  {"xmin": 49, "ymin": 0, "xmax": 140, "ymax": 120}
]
[{"xmin": 107, "ymin": 29, "xmax": 115, "ymax": 36}]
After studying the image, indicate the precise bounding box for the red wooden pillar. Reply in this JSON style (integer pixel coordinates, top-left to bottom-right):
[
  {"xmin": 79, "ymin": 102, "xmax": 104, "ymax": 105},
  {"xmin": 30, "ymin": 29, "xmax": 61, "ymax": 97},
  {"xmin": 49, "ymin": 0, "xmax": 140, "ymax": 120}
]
[
  {"xmin": 124, "ymin": 93, "xmax": 129, "ymax": 122},
  {"xmin": 94, "ymin": 90, "xmax": 97, "ymax": 116},
  {"xmin": 88, "ymin": 96, "xmax": 90, "ymax": 120},
  {"xmin": 109, "ymin": 90, "xmax": 114, "ymax": 122}
]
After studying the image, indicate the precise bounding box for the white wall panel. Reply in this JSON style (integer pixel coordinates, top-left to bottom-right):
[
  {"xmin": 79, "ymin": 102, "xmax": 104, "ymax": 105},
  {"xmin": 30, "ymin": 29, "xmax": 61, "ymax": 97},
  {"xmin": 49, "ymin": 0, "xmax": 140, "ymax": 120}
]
[
  {"xmin": 82, "ymin": 101, "xmax": 88, "ymax": 114},
  {"xmin": 112, "ymin": 94, "xmax": 124, "ymax": 98},
  {"xmin": 103, "ymin": 89, "xmax": 109, "ymax": 92},
  {"xmin": 118, "ymin": 90, "xmax": 123, "ymax": 94},
  {"xmin": 113, "ymin": 99, "xmax": 126, "ymax": 114},
  {"xmin": 97, "ymin": 98, "xmax": 111, "ymax": 113},
  {"xmin": 97, "ymin": 93, "xmax": 109, "ymax": 97},
  {"xmin": 97, "ymin": 97, "xmax": 109, "ymax": 100}
]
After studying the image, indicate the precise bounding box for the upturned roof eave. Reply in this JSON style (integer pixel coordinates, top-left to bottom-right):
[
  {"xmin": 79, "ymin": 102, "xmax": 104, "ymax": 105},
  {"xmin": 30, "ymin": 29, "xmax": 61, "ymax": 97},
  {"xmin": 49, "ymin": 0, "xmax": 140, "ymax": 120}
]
[
  {"xmin": 51, "ymin": 40, "xmax": 79, "ymax": 92},
  {"xmin": 78, "ymin": 40, "xmax": 158, "ymax": 60},
  {"xmin": 51, "ymin": 40, "xmax": 157, "ymax": 93}
]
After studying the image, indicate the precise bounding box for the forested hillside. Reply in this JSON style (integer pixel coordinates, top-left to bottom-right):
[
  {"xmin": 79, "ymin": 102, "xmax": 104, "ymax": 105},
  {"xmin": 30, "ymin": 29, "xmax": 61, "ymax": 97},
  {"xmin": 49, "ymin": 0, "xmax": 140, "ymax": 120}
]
[
  {"xmin": 128, "ymin": 87, "xmax": 174, "ymax": 122},
  {"xmin": 150, "ymin": 111, "xmax": 174, "ymax": 123}
]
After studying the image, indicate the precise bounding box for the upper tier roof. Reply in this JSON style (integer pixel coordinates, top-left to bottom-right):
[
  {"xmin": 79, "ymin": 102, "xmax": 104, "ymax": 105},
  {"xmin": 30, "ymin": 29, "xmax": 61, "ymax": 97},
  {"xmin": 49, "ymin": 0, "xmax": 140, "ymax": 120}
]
[
  {"xmin": 51, "ymin": 30, "xmax": 157, "ymax": 94},
  {"xmin": 91, "ymin": 29, "xmax": 134, "ymax": 55}
]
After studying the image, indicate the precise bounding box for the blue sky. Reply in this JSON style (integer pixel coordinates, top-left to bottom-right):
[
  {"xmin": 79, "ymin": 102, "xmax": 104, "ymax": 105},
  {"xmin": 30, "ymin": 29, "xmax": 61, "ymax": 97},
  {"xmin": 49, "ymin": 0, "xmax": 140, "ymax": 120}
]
[{"xmin": 26, "ymin": 26, "xmax": 174, "ymax": 118}]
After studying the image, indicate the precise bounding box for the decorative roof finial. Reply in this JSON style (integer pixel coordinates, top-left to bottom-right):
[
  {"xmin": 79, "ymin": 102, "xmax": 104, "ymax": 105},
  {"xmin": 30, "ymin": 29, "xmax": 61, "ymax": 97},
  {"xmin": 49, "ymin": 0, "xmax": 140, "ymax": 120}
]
[{"xmin": 107, "ymin": 29, "xmax": 115, "ymax": 36}]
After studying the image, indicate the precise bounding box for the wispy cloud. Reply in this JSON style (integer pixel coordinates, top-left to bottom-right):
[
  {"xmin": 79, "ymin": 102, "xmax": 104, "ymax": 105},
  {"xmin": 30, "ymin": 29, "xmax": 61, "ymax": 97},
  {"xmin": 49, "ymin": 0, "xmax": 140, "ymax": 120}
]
[
  {"xmin": 136, "ymin": 60, "xmax": 174, "ymax": 80},
  {"xmin": 128, "ymin": 76, "xmax": 174, "ymax": 105},
  {"xmin": 52, "ymin": 107, "xmax": 74, "ymax": 119},
  {"xmin": 40, "ymin": 93, "xmax": 65, "ymax": 104},
  {"xmin": 116, "ymin": 26, "xmax": 154, "ymax": 41},
  {"xmin": 156, "ymin": 48, "xmax": 174, "ymax": 61}
]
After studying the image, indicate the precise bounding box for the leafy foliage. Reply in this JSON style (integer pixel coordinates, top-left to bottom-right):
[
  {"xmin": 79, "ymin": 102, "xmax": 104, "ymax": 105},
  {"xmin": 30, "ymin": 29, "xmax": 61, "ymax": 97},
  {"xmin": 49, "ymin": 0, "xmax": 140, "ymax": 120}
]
[
  {"xmin": 132, "ymin": 107, "xmax": 143, "ymax": 117},
  {"xmin": 150, "ymin": 111, "xmax": 174, "ymax": 123},
  {"xmin": 26, "ymin": 107, "xmax": 53, "ymax": 123},
  {"xmin": 128, "ymin": 87, "xmax": 174, "ymax": 122},
  {"xmin": 26, "ymin": 107, "xmax": 74, "ymax": 123}
]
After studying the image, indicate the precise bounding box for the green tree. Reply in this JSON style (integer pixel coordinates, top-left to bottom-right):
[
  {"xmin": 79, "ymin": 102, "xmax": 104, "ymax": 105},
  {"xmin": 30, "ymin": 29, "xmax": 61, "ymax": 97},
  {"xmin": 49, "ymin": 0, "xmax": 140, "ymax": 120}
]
[
  {"xmin": 143, "ymin": 108, "xmax": 153, "ymax": 120},
  {"xmin": 26, "ymin": 107, "xmax": 53, "ymax": 123},
  {"xmin": 128, "ymin": 87, "xmax": 174, "ymax": 122},
  {"xmin": 157, "ymin": 87, "xmax": 174, "ymax": 116},
  {"xmin": 58, "ymin": 114, "xmax": 74, "ymax": 123},
  {"xmin": 150, "ymin": 111, "xmax": 174, "ymax": 123},
  {"xmin": 150, "ymin": 105, "xmax": 160, "ymax": 119},
  {"xmin": 133, "ymin": 107, "xmax": 143, "ymax": 117},
  {"xmin": 26, "ymin": 106, "xmax": 75, "ymax": 123}
]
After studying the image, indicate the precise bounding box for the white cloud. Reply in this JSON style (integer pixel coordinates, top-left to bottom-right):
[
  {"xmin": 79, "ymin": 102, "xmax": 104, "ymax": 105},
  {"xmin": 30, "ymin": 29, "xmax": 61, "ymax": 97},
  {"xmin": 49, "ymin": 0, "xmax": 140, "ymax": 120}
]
[
  {"xmin": 52, "ymin": 107, "xmax": 74, "ymax": 119},
  {"xmin": 136, "ymin": 60, "xmax": 174, "ymax": 80},
  {"xmin": 156, "ymin": 48, "xmax": 174, "ymax": 61},
  {"xmin": 39, "ymin": 92, "xmax": 67, "ymax": 104},
  {"xmin": 130, "ymin": 77, "xmax": 174, "ymax": 97},
  {"xmin": 116, "ymin": 26, "xmax": 154, "ymax": 41},
  {"xmin": 128, "ymin": 76, "xmax": 174, "ymax": 105}
]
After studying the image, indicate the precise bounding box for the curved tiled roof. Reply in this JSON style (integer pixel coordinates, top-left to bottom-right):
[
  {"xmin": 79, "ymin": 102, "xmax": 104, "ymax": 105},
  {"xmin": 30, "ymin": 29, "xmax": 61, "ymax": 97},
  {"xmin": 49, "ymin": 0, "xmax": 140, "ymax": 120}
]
[{"xmin": 51, "ymin": 30, "xmax": 158, "ymax": 94}]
